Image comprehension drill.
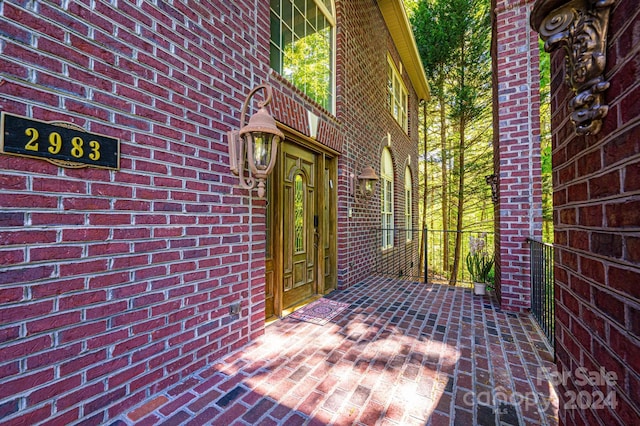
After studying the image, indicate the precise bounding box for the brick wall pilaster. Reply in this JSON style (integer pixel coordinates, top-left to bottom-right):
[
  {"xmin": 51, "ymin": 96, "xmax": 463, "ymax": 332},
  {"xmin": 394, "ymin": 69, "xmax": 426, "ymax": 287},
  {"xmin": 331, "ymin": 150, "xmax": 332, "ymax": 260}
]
[{"xmin": 493, "ymin": 0, "xmax": 543, "ymax": 311}]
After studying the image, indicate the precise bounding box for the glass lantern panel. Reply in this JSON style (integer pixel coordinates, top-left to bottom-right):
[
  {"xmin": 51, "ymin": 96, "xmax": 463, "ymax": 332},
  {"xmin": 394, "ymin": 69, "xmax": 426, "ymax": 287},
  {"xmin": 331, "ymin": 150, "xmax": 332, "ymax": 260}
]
[{"xmin": 252, "ymin": 133, "xmax": 273, "ymax": 170}]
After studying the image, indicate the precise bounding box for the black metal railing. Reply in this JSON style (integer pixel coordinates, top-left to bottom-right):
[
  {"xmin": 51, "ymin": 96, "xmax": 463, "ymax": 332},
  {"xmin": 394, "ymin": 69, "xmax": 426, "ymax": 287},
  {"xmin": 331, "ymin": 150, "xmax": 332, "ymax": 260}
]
[
  {"xmin": 370, "ymin": 228, "xmax": 424, "ymax": 281},
  {"xmin": 528, "ymin": 238, "xmax": 555, "ymax": 350},
  {"xmin": 370, "ymin": 228, "xmax": 495, "ymax": 286}
]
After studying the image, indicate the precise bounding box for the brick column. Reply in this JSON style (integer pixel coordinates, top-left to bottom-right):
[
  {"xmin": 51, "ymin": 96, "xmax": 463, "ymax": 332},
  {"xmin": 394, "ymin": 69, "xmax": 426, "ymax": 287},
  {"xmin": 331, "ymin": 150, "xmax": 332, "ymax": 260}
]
[
  {"xmin": 493, "ymin": 0, "xmax": 543, "ymax": 311},
  {"xmin": 532, "ymin": 1, "xmax": 640, "ymax": 423}
]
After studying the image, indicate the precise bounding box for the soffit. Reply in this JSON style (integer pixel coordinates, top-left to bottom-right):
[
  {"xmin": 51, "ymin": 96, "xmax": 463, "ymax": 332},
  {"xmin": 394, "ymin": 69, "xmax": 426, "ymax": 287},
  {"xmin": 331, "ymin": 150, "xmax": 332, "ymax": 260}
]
[{"xmin": 377, "ymin": 0, "xmax": 431, "ymax": 101}]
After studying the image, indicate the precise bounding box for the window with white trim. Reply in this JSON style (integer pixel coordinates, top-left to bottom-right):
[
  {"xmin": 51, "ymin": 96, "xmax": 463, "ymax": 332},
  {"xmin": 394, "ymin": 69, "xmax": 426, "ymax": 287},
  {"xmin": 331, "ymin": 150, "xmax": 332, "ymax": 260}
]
[
  {"xmin": 270, "ymin": 0, "xmax": 335, "ymax": 111},
  {"xmin": 405, "ymin": 166, "xmax": 412, "ymax": 241},
  {"xmin": 387, "ymin": 56, "xmax": 408, "ymax": 132},
  {"xmin": 381, "ymin": 148, "xmax": 394, "ymax": 249}
]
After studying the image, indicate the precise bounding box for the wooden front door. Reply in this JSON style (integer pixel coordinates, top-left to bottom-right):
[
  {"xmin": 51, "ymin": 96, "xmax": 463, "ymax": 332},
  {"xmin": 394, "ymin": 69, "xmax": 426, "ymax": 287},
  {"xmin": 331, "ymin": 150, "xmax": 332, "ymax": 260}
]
[
  {"xmin": 265, "ymin": 136, "xmax": 337, "ymax": 321},
  {"xmin": 281, "ymin": 142, "xmax": 317, "ymax": 309}
]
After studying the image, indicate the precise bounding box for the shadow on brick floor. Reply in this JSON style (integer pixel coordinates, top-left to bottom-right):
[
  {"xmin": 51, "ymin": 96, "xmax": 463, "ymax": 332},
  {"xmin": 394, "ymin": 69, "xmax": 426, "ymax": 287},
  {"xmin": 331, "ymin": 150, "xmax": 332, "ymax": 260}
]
[{"xmin": 114, "ymin": 276, "xmax": 559, "ymax": 425}]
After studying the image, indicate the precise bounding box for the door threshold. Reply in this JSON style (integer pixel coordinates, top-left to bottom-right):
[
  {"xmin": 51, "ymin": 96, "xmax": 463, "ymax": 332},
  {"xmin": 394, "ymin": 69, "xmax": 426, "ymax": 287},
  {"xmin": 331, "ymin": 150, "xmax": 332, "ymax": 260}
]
[
  {"xmin": 265, "ymin": 294, "xmax": 324, "ymax": 327},
  {"xmin": 265, "ymin": 316, "xmax": 280, "ymax": 327}
]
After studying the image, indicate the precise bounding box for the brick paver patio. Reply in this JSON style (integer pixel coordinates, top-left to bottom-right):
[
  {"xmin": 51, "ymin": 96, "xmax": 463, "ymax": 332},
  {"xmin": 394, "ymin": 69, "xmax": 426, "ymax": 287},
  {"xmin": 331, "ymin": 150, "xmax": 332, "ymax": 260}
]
[{"xmin": 113, "ymin": 276, "xmax": 558, "ymax": 425}]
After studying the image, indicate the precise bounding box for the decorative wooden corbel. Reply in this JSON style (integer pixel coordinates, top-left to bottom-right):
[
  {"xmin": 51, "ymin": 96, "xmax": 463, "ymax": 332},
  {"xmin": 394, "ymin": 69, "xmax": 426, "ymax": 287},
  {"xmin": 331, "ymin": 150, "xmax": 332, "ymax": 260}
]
[{"xmin": 531, "ymin": 0, "xmax": 616, "ymax": 135}]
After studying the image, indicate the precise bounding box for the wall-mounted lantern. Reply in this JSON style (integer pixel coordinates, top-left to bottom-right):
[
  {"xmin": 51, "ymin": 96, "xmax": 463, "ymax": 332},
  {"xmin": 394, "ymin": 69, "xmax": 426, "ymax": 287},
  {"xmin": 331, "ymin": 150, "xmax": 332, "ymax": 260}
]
[
  {"xmin": 486, "ymin": 174, "xmax": 498, "ymax": 204},
  {"xmin": 351, "ymin": 166, "xmax": 379, "ymax": 198},
  {"xmin": 227, "ymin": 84, "xmax": 284, "ymax": 197}
]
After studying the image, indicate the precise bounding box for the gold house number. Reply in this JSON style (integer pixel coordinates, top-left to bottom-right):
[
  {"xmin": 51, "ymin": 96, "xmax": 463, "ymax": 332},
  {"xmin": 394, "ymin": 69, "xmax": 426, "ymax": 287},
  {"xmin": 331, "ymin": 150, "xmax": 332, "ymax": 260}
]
[
  {"xmin": 23, "ymin": 127, "xmax": 101, "ymax": 161},
  {"xmin": 0, "ymin": 112, "xmax": 119, "ymax": 169}
]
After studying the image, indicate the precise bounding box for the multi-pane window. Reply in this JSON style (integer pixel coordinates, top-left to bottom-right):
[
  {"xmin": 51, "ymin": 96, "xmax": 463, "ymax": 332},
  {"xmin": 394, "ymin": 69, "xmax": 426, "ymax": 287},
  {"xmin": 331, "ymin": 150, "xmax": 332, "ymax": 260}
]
[
  {"xmin": 405, "ymin": 167, "xmax": 412, "ymax": 241},
  {"xmin": 381, "ymin": 148, "xmax": 394, "ymax": 249},
  {"xmin": 387, "ymin": 56, "xmax": 408, "ymax": 132},
  {"xmin": 270, "ymin": 0, "xmax": 335, "ymax": 111}
]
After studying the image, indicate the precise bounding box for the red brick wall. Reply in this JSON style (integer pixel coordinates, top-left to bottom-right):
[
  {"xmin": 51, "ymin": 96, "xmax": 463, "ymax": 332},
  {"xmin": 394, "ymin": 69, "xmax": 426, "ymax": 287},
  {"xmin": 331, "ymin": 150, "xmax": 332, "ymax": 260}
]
[
  {"xmin": 335, "ymin": 0, "xmax": 421, "ymax": 288},
  {"xmin": 0, "ymin": 0, "xmax": 420, "ymax": 423},
  {"xmin": 0, "ymin": 1, "xmax": 275, "ymax": 423},
  {"xmin": 493, "ymin": 0, "xmax": 543, "ymax": 311},
  {"xmin": 266, "ymin": 0, "xmax": 421, "ymax": 288},
  {"xmin": 550, "ymin": 1, "xmax": 640, "ymax": 423}
]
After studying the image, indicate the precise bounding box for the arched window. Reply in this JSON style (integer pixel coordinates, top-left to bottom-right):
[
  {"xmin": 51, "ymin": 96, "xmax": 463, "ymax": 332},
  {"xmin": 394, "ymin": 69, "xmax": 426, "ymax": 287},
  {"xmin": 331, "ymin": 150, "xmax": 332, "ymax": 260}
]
[
  {"xmin": 381, "ymin": 148, "xmax": 394, "ymax": 249},
  {"xmin": 405, "ymin": 166, "xmax": 412, "ymax": 241}
]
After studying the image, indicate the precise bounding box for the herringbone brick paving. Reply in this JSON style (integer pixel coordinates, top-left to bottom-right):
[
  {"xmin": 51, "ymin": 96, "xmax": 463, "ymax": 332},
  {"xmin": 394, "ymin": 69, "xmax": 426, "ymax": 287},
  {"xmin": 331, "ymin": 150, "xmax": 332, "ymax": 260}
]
[{"xmin": 114, "ymin": 276, "xmax": 558, "ymax": 425}]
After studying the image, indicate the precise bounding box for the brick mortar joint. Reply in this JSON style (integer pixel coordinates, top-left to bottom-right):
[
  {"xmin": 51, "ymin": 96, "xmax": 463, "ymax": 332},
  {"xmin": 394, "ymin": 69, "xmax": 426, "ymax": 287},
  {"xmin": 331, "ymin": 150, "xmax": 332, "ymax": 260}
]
[
  {"xmin": 553, "ymin": 186, "xmax": 640, "ymax": 203},
  {"xmin": 494, "ymin": 0, "xmax": 535, "ymax": 15},
  {"xmin": 552, "ymin": 120, "xmax": 640, "ymax": 164},
  {"xmin": 555, "ymin": 305, "xmax": 640, "ymax": 387},
  {"xmin": 555, "ymin": 244, "xmax": 640, "ymax": 279}
]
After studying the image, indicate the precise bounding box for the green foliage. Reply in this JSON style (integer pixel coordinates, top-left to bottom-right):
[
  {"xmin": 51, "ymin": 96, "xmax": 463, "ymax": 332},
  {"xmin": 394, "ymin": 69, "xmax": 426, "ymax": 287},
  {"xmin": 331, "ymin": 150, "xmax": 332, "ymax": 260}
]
[
  {"xmin": 539, "ymin": 39, "xmax": 551, "ymax": 104},
  {"xmin": 465, "ymin": 251, "xmax": 494, "ymax": 283},
  {"xmin": 410, "ymin": 0, "xmax": 494, "ymax": 284},
  {"xmin": 539, "ymin": 39, "xmax": 554, "ymax": 243},
  {"xmin": 282, "ymin": 27, "xmax": 332, "ymax": 110},
  {"xmin": 410, "ymin": 0, "xmax": 554, "ymax": 279},
  {"xmin": 410, "ymin": 0, "xmax": 494, "ymax": 233},
  {"xmin": 411, "ymin": 0, "xmax": 459, "ymax": 77},
  {"xmin": 486, "ymin": 266, "xmax": 495, "ymax": 287},
  {"xmin": 446, "ymin": 0, "xmax": 491, "ymax": 123}
]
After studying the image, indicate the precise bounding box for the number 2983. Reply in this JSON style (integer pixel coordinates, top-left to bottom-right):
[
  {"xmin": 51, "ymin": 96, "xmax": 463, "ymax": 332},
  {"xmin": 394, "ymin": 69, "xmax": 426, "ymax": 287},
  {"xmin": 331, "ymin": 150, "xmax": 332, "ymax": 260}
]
[{"xmin": 24, "ymin": 127, "xmax": 101, "ymax": 161}]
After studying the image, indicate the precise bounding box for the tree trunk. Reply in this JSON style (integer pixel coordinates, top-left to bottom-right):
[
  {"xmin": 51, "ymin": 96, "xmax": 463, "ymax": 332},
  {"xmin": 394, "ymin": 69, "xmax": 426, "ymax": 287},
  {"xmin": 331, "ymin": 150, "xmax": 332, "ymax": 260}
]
[
  {"xmin": 450, "ymin": 31, "xmax": 467, "ymax": 286},
  {"xmin": 450, "ymin": 116, "xmax": 466, "ymax": 285},
  {"xmin": 419, "ymin": 101, "xmax": 428, "ymax": 279},
  {"xmin": 439, "ymin": 86, "xmax": 449, "ymax": 277}
]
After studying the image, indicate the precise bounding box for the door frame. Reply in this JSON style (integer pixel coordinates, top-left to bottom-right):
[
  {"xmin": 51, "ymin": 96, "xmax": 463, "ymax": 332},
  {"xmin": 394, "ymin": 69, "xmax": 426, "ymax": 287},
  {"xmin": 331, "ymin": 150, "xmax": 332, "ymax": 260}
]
[{"xmin": 265, "ymin": 125, "xmax": 338, "ymax": 321}]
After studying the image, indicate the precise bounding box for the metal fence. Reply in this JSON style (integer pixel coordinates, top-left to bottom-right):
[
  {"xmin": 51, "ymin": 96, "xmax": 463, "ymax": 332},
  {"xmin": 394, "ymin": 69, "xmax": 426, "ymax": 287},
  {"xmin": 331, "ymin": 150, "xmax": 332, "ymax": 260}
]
[
  {"xmin": 369, "ymin": 228, "xmax": 555, "ymax": 351},
  {"xmin": 370, "ymin": 228, "xmax": 423, "ymax": 281},
  {"xmin": 528, "ymin": 238, "xmax": 555, "ymax": 351},
  {"xmin": 369, "ymin": 228, "xmax": 495, "ymax": 286},
  {"xmin": 425, "ymin": 229, "xmax": 495, "ymax": 287}
]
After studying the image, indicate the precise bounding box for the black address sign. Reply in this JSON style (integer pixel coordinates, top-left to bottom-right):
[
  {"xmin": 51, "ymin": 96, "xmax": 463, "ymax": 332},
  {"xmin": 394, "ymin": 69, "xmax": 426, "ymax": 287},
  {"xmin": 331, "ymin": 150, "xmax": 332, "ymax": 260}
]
[{"xmin": 0, "ymin": 112, "xmax": 120, "ymax": 170}]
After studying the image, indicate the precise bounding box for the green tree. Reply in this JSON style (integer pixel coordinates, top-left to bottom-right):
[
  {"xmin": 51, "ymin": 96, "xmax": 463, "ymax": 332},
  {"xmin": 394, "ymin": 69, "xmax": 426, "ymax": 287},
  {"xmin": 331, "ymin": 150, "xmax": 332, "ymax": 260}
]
[
  {"xmin": 411, "ymin": 0, "xmax": 462, "ymax": 275},
  {"xmin": 282, "ymin": 28, "xmax": 332, "ymax": 110},
  {"xmin": 539, "ymin": 39, "xmax": 553, "ymax": 243},
  {"xmin": 410, "ymin": 0, "xmax": 493, "ymax": 285},
  {"xmin": 447, "ymin": 0, "xmax": 492, "ymax": 284}
]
